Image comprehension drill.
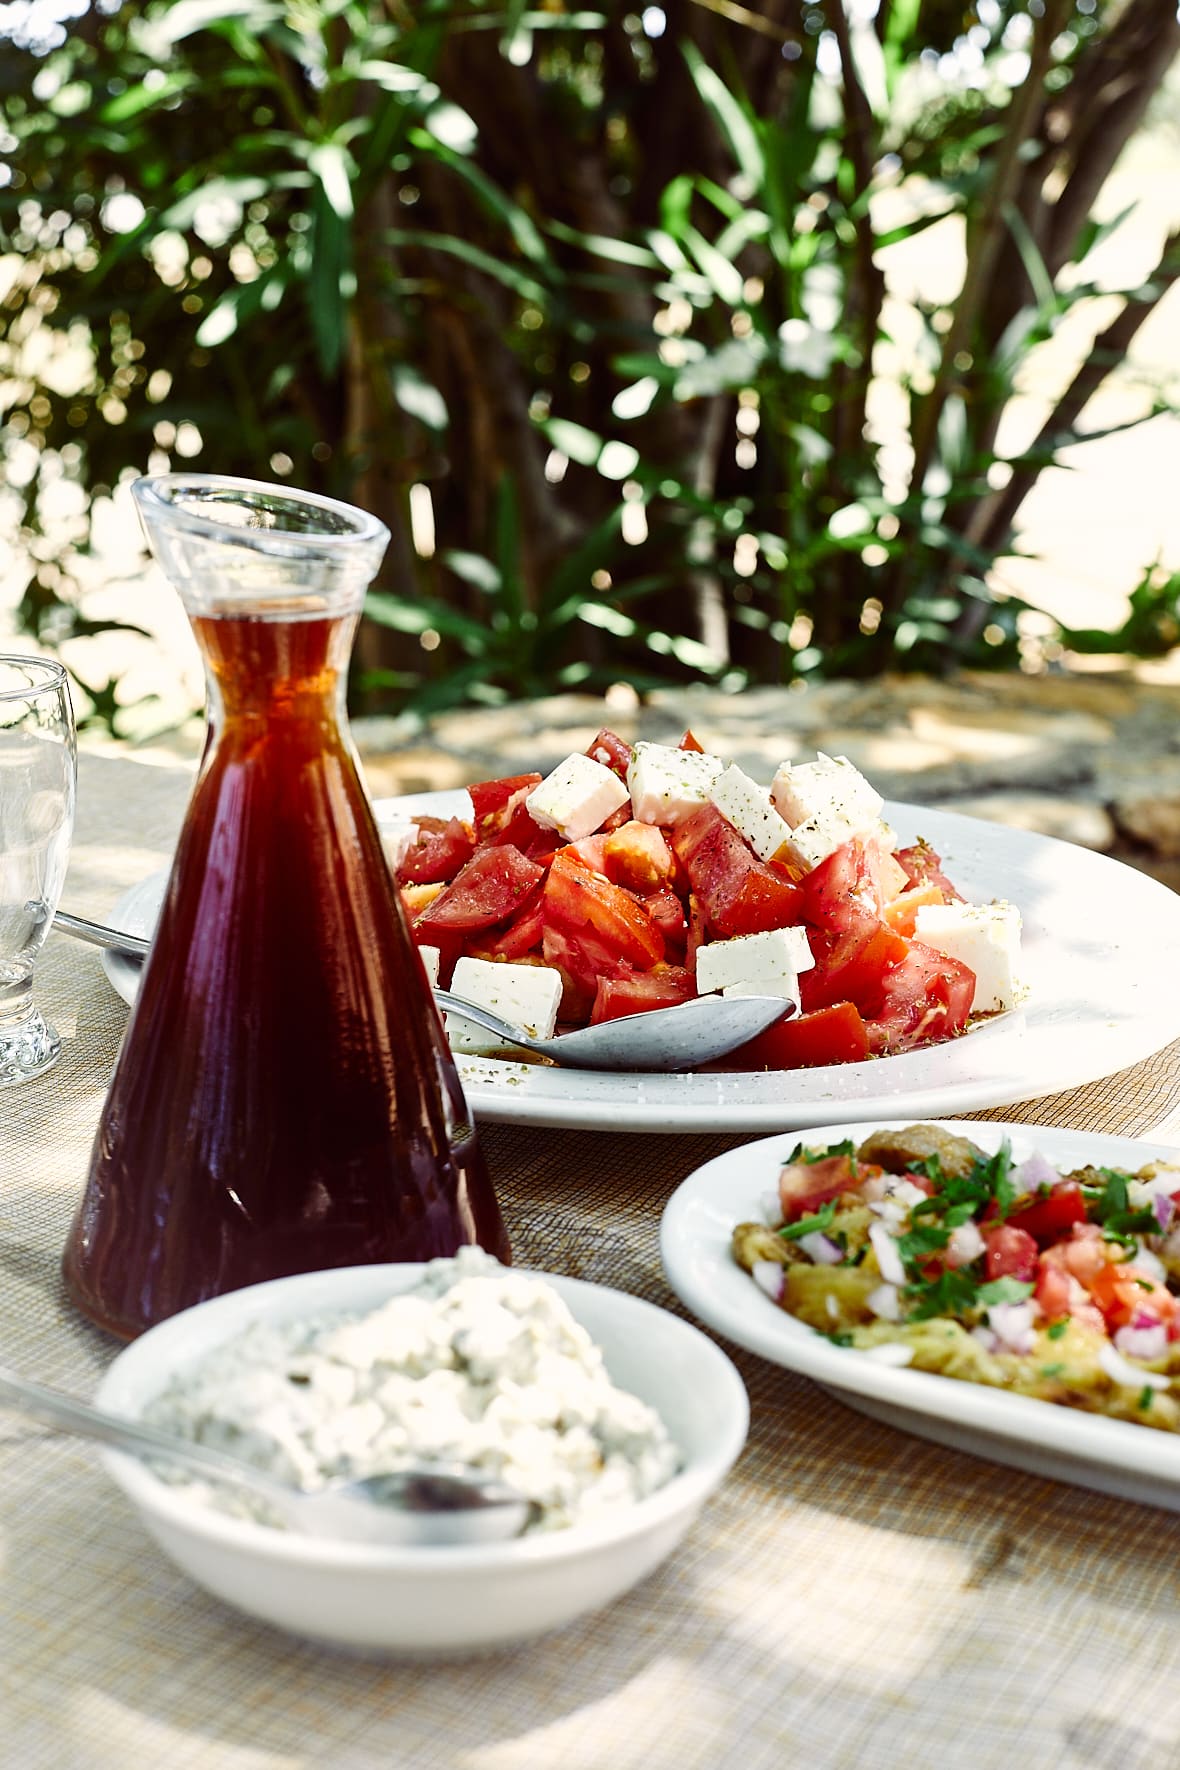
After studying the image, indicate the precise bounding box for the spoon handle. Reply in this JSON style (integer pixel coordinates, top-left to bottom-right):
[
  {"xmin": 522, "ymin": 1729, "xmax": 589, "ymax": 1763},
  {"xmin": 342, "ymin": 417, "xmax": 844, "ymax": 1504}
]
[
  {"xmin": 53, "ymin": 910, "xmax": 151, "ymax": 959},
  {"xmin": 0, "ymin": 1365, "xmax": 287, "ymax": 1504},
  {"xmin": 433, "ymin": 989, "xmax": 537, "ymax": 1053}
]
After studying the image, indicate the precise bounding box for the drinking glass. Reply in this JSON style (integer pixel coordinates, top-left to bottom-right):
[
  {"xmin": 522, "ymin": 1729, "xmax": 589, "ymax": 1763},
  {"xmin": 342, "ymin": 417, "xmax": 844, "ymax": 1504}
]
[{"xmin": 0, "ymin": 655, "xmax": 76, "ymax": 1085}]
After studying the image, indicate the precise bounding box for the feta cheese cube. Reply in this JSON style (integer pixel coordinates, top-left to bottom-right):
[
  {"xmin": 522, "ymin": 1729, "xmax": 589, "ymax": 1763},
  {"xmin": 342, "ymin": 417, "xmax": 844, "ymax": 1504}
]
[
  {"xmin": 768, "ymin": 754, "xmax": 890, "ymax": 874},
  {"xmin": 695, "ymin": 926, "xmax": 814, "ymax": 1006},
  {"xmin": 525, "ymin": 752, "xmax": 629, "ymax": 841},
  {"xmin": 779, "ymin": 809, "xmax": 868, "ymax": 875},
  {"xmin": 417, "ymin": 944, "xmax": 441, "ymax": 989},
  {"xmin": 710, "ymin": 763, "xmax": 792, "ymax": 861},
  {"xmin": 445, "ymin": 957, "xmax": 563, "ymax": 1052},
  {"xmin": 627, "ymin": 742, "xmax": 724, "ymax": 826},
  {"xmin": 771, "ymin": 753, "xmax": 883, "ymax": 833},
  {"xmin": 913, "ymin": 900, "xmax": 1022, "ymax": 1014}
]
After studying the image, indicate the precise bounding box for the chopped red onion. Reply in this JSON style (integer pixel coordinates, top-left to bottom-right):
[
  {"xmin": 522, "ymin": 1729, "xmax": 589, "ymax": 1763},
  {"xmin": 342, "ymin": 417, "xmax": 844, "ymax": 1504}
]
[
  {"xmin": 751, "ymin": 1260, "xmax": 784, "ymax": 1303},
  {"xmin": 861, "ymin": 1342, "xmax": 914, "ymax": 1367},
  {"xmin": 798, "ymin": 1230, "xmax": 844, "ymax": 1266},
  {"xmin": 760, "ymin": 1190, "xmax": 783, "ymax": 1228},
  {"xmin": 1153, "ymin": 1193, "xmax": 1175, "ymax": 1233},
  {"xmin": 1011, "ymin": 1150, "xmax": 1059, "ymax": 1197},
  {"xmin": 971, "ymin": 1324, "xmax": 1000, "ymax": 1354},
  {"xmin": 869, "ymin": 1222, "xmax": 907, "ymax": 1287},
  {"xmin": 1099, "ymin": 1341, "xmax": 1171, "ymax": 1391},
  {"xmin": 866, "ymin": 1283, "xmax": 902, "ymax": 1322},
  {"xmin": 1114, "ymin": 1321, "xmax": 1170, "ymax": 1362},
  {"xmin": 986, "ymin": 1300, "xmax": 1036, "ymax": 1354},
  {"xmin": 946, "ymin": 1223, "xmax": 985, "ymax": 1269},
  {"xmin": 1130, "ymin": 1247, "xmax": 1167, "ymax": 1285}
]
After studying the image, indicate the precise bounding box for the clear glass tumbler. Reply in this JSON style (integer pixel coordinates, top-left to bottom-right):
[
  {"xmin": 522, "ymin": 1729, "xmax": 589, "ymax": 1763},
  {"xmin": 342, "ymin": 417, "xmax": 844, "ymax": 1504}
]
[{"xmin": 0, "ymin": 655, "xmax": 77, "ymax": 1084}]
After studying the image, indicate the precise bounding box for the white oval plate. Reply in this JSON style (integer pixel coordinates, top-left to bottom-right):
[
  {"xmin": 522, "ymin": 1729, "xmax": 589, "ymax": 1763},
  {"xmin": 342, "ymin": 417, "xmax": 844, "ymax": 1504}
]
[
  {"xmin": 99, "ymin": 792, "xmax": 1180, "ymax": 1135},
  {"xmin": 660, "ymin": 1118, "xmax": 1180, "ymax": 1508}
]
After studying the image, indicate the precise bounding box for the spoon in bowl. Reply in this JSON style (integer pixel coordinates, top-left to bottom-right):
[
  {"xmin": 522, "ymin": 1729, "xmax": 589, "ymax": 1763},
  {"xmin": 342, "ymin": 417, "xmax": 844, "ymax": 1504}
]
[
  {"xmin": 0, "ymin": 1365, "xmax": 535, "ymax": 1547},
  {"xmin": 53, "ymin": 909, "xmax": 795, "ymax": 1070}
]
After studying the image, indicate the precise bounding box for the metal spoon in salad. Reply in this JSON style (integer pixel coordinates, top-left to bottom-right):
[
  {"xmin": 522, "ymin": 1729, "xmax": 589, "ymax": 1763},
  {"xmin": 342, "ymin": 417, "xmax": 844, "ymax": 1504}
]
[{"xmin": 53, "ymin": 909, "xmax": 796, "ymax": 1071}]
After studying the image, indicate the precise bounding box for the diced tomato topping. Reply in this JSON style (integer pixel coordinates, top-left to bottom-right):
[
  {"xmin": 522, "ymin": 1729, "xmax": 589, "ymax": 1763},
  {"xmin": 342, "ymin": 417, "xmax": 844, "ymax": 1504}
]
[
  {"xmin": 983, "ymin": 1224, "xmax": 1039, "ymax": 1283},
  {"xmin": 678, "ymin": 729, "xmax": 705, "ymax": 752},
  {"xmin": 1040, "ymin": 1222, "xmax": 1109, "ymax": 1286},
  {"xmin": 1033, "ymin": 1260, "xmax": 1072, "ymax": 1322},
  {"xmin": 397, "ymin": 816, "xmax": 475, "ymax": 886},
  {"xmin": 590, "ymin": 965, "xmax": 696, "ymax": 1025},
  {"xmin": 893, "ymin": 840, "xmax": 963, "ymax": 902},
  {"xmin": 584, "ymin": 728, "xmax": 633, "ymax": 780},
  {"xmin": 672, "ymin": 803, "xmax": 804, "ymax": 938},
  {"xmin": 603, "ymin": 820, "xmax": 677, "ymax": 893},
  {"xmin": 1087, "ymin": 1264, "xmax": 1178, "ymax": 1330},
  {"xmin": 726, "ymin": 1000, "xmax": 870, "ymax": 1071},
  {"xmin": 863, "ymin": 940, "xmax": 975, "ymax": 1055},
  {"xmin": 778, "ymin": 1153, "xmax": 859, "ymax": 1223},
  {"xmin": 1006, "ymin": 1182, "xmax": 1088, "ymax": 1248},
  {"xmin": 414, "ymin": 845, "xmax": 545, "ymax": 933}
]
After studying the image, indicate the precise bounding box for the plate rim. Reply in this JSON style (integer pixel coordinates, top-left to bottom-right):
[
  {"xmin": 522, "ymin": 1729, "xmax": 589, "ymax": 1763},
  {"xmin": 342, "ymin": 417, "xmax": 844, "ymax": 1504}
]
[
  {"xmin": 97, "ymin": 791, "xmax": 1180, "ymax": 1134},
  {"xmin": 659, "ymin": 1116, "xmax": 1180, "ymax": 1497}
]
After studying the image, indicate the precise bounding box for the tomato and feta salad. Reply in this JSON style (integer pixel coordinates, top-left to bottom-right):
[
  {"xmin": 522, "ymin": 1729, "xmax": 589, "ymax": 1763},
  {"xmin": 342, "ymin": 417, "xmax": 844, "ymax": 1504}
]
[
  {"xmin": 732, "ymin": 1124, "xmax": 1180, "ymax": 1431},
  {"xmin": 389, "ymin": 729, "xmax": 1022, "ymax": 1070}
]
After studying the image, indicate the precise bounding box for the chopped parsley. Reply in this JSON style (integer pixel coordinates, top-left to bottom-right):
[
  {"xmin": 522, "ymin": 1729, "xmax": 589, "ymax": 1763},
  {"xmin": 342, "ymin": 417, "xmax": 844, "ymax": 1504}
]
[
  {"xmin": 976, "ymin": 1278, "xmax": 1035, "ymax": 1307},
  {"xmin": 1138, "ymin": 1386, "xmax": 1155, "ymax": 1412},
  {"xmin": 783, "ymin": 1138, "xmax": 856, "ymax": 1166},
  {"xmin": 779, "ymin": 1200, "xmax": 839, "ymax": 1242},
  {"xmin": 1082, "ymin": 1169, "xmax": 1158, "ymax": 1245},
  {"xmin": 1047, "ymin": 1319, "xmax": 1069, "ymax": 1341}
]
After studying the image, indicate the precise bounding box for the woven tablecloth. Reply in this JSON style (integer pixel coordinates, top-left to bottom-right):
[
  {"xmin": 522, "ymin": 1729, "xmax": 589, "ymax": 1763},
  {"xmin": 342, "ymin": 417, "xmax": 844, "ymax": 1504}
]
[{"xmin": 5, "ymin": 750, "xmax": 1180, "ymax": 1770}]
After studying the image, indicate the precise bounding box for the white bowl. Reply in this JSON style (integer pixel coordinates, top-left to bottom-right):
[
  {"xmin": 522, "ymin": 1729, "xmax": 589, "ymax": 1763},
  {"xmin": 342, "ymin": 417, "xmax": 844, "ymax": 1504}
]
[{"xmin": 94, "ymin": 1264, "xmax": 748, "ymax": 1655}]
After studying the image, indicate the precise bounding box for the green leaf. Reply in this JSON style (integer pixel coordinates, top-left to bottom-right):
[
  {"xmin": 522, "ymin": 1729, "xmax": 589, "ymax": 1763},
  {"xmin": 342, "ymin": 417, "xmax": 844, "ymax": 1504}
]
[
  {"xmin": 307, "ymin": 141, "xmax": 355, "ymax": 220},
  {"xmin": 385, "ymin": 229, "xmax": 547, "ymax": 303},
  {"xmin": 408, "ymin": 128, "xmax": 549, "ymax": 265},
  {"xmin": 391, "ymin": 363, "xmax": 448, "ymax": 431},
  {"xmin": 680, "ymin": 40, "xmax": 764, "ymax": 189},
  {"xmin": 364, "ymin": 592, "xmax": 490, "ymax": 649}
]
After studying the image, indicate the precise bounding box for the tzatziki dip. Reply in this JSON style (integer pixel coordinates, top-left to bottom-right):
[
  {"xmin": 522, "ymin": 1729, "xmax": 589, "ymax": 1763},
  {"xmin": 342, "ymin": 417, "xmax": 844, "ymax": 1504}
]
[{"xmin": 144, "ymin": 1249, "xmax": 679, "ymax": 1533}]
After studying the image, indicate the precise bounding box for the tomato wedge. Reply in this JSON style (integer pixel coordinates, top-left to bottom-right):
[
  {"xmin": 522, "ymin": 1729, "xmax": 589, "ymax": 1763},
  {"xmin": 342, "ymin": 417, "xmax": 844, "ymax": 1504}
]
[
  {"xmin": 893, "ymin": 840, "xmax": 963, "ymax": 902},
  {"xmin": 863, "ymin": 940, "xmax": 974, "ymax": 1055},
  {"xmin": 672, "ymin": 803, "xmax": 803, "ymax": 938},
  {"xmin": 590, "ymin": 965, "xmax": 696, "ymax": 1025},
  {"xmin": 584, "ymin": 728, "xmax": 632, "ymax": 780},
  {"xmin": 801, "ymin": 912, "xmax": 909, "ymax": 1017},
  {"xmin": 414, "ymin": 845, "xmax": 545, "ymax": 933},
  {"xmin": 726, "ymin": 1000, "xmax": 870, "ymax": 1071},
  {"xmin": 543, "ymin": 851, "xmax": 665, "ymax": 969},
  {"xmin": 397, "ymin": 816, "xmax": 475, "ymax": 886},
  {"xmin": 469, "ymin": 773, "xmax": 542, "ymax": 834}
]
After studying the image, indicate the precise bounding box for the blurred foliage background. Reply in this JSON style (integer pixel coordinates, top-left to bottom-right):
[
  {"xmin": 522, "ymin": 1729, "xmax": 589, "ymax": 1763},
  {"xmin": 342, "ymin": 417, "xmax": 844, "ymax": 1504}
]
[{"xmin": 2, "ymin": 0, "xmax": 1179, "ymax": 733}]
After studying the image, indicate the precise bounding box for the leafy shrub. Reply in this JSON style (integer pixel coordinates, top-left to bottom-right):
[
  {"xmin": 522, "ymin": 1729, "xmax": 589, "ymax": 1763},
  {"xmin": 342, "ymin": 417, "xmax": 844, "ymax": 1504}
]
[{"xmin": 2, "ymin": 0, "xmax": 1177, "ymax": 728}]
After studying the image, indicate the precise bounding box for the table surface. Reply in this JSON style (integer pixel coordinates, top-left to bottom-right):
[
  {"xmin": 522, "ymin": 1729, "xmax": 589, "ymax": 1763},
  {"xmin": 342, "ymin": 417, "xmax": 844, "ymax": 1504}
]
[{"xmin": 7, "ymin": 750, "xmax": 1180, "ymax": 1770}]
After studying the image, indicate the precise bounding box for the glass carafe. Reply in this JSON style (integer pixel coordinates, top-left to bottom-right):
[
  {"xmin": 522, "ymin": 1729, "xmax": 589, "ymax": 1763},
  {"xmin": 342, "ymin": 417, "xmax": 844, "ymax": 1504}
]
[{"xmin": 63, "ymin": 474, "xmax": 508, "ymax": 1339}]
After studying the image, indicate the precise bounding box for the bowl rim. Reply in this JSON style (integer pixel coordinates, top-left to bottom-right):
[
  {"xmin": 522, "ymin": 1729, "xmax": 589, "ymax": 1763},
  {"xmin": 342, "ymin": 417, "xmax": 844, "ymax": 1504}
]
[{"xmin": 95, "ymin": 1263, "xmax": 749, "ymax": 1571}]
